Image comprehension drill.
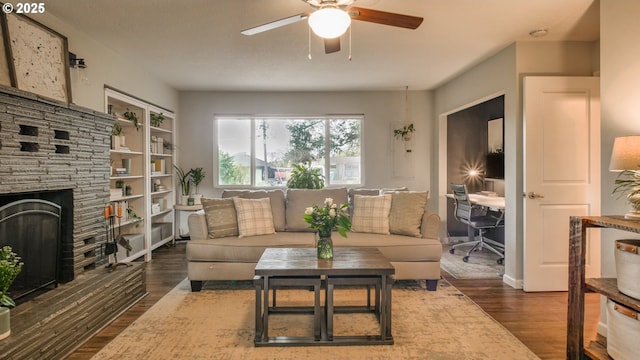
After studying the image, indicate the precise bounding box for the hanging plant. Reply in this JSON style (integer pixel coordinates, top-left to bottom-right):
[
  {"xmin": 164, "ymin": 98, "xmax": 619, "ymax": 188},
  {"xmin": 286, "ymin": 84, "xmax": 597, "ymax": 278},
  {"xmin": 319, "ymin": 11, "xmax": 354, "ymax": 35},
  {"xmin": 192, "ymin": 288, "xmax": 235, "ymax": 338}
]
[{"xmin": 393, "ymin": 123, "xmax": 415, "ymax": 141}]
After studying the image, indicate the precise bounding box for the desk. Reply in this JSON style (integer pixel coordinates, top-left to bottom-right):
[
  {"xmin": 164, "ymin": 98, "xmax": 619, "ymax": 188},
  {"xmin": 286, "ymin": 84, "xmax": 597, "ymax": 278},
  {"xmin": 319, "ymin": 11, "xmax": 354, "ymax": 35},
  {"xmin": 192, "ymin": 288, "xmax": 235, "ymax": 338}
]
[
  {"xmin": 445, "ymin": 193, "xmax": 505, "ymax": 209},
  {"xmin": 466, "ymin": 194, "xmax": 505, "ymax": 210}
]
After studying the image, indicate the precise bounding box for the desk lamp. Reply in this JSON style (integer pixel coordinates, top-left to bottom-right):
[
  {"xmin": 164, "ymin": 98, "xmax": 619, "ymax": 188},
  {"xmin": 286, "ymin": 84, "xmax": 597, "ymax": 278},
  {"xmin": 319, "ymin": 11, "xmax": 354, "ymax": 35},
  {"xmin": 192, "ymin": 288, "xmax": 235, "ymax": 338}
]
[{"xmin": 609, "ymin": 135, "xmax": 640, "ymax": 219}]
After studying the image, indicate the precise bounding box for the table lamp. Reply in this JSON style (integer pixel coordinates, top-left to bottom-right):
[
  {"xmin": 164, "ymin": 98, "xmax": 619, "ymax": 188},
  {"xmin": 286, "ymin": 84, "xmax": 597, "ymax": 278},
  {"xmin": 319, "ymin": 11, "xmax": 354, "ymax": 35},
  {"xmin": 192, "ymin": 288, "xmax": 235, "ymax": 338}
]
[{"xmin": 609, "ymin": 135, "xmax": 640, "ymax": 219}]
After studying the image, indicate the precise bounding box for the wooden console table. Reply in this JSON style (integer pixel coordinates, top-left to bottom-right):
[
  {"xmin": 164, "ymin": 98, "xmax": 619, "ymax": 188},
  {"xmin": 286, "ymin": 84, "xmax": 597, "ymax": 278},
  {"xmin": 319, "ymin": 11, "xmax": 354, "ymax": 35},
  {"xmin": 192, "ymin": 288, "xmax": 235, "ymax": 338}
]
[{"xmin": 567, "ymin": 216, "xmax": 640, "ymax": 359}]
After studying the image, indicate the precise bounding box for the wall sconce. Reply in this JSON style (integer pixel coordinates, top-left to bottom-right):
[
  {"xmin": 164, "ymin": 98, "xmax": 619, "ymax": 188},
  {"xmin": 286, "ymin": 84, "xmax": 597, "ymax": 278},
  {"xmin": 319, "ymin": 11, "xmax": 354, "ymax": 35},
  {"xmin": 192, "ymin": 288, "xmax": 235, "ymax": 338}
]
[
  {"xmin": 69, "ymin": 52, "xmax": 89, "ymax": 85},
  {"xmin": 609, "ymin": 135, "xmax": 640, "ymax": 219}
]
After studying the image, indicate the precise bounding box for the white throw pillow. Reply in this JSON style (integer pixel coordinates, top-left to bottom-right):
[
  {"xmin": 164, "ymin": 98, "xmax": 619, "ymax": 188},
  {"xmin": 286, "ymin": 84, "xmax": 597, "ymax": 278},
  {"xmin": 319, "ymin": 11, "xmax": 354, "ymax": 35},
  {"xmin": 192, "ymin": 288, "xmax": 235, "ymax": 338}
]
[
  {"xmin": 232, "ymin": 197, "xmax": 276, "ymax": 238},
  {"xmin": 351, "ymin": 194, "xmax": 392, "ymax": 235}
]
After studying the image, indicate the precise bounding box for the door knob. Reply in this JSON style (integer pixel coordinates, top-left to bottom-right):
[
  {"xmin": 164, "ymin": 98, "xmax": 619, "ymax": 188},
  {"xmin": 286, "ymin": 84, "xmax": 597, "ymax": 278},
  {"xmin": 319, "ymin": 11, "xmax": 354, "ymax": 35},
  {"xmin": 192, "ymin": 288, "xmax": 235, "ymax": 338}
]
[{"xmin": 527, "ymin": 192, "xmax": 545, "ymax": 199}]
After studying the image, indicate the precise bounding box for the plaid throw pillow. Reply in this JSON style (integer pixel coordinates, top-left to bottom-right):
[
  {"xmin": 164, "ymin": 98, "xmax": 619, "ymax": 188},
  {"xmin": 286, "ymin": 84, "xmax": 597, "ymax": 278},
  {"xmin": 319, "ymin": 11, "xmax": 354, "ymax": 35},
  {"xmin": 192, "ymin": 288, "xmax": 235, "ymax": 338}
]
[
  {"xmin": 351, "ymin": 194, "xmax": 392, "ymax": 235},
  {"xmin": 232, "ymin": 197, "xmax": 276, "ymax": 238}
]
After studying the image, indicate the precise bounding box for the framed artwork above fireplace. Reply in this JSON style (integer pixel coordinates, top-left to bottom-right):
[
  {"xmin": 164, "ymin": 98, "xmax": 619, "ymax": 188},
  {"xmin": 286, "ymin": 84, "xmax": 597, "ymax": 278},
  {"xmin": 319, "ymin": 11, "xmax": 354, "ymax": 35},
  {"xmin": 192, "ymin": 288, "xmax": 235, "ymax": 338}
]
[{"xmin": 1, "ymin": 12, "xmax": 72, "ymax": 103}]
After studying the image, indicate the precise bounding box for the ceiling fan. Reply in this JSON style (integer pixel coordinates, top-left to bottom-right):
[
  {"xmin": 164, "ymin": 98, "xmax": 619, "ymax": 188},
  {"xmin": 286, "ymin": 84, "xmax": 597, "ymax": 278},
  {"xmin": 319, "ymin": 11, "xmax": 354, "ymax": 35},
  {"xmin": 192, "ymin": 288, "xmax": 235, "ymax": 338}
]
[{"xmin": 241, "ymin": 0, "xmax": 424, "ymax": 54}]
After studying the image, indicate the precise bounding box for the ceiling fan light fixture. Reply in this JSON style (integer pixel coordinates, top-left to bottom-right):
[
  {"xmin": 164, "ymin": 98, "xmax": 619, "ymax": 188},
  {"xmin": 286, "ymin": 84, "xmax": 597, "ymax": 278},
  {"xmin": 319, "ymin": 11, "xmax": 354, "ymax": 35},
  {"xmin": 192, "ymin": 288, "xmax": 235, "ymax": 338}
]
[{"xmin": 308, "ymin": 7, "xmax": 351, "ymax": 39}]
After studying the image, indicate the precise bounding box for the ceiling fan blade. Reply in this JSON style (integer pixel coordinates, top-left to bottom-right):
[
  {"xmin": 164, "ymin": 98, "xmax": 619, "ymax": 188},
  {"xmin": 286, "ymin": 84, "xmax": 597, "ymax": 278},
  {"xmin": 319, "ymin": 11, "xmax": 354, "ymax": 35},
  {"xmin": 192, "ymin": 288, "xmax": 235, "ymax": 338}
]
[
  {"xmin": 241, "ymin": 13, "xmax": 308, "ymax": 35},
  {"xmin": 324, "ymin": 38, "xmax": 341, "ymax": 54},
  {"xmin": 348, "ymin": 6, "xmax": 423, "ymax": 29}
]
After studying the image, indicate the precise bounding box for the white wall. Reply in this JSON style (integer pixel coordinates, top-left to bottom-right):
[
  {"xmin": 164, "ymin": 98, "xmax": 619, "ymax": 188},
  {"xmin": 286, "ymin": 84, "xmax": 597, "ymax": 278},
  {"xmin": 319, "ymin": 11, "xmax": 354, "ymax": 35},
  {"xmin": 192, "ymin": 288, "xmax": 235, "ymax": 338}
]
[
  {"xmin": 177, "ymin": 90, "xmax": 435, "ymax": 206},
  {"xmin": 433, "ymin": 40, "xmax": 598, "ymax": 287},
  {"xmin": 30, "ymin": 13, "xmax": 178, "ymax": 112},
  {"xmin": 600, "ymin": 1, "xmax": 640, "ymax": 277}
]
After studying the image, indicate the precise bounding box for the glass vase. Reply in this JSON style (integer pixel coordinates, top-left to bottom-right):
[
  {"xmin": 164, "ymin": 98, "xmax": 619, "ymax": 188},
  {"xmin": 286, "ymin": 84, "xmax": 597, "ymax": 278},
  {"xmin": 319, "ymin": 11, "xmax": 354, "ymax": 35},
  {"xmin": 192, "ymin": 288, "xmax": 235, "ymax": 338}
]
[{"xmin": 317, "ymin": 232, "xmax": 333, "ymax": 260}]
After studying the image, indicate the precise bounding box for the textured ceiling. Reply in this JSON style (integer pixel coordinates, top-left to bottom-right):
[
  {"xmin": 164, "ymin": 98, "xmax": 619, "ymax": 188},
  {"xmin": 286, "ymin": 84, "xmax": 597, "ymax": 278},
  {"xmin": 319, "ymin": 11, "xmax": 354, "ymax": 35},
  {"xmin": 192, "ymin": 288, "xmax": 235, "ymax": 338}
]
[{"xmin": 45, "ymin": 0, "xmax": 599, "ymax": 92}]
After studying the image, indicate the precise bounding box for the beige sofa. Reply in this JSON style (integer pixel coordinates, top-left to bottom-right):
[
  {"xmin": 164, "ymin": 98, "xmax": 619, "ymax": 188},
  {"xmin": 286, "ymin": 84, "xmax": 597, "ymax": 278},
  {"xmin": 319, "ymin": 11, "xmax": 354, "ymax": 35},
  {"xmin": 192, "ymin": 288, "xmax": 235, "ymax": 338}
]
[{"xmin": 186, "ymin": 188, "xmax": 442, "ymax": 291}]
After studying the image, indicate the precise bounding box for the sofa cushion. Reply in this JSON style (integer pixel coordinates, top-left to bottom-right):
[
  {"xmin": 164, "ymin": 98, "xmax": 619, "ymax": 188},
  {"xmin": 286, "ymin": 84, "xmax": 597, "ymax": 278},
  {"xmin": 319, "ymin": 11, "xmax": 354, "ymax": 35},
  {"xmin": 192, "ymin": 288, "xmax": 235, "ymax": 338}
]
[
  {"xmin": 333, "ymin": 232, "xmax": 442, "ymax": 262},
  {"xmin": 285, "ymin": 188, "xmax": 348, "ymax": 231},
  {"xmin": 389, "ymin": 191, "xmax": 428, "ymax": 237},
  {"xmin": 232, "ymin": 197, "xmax": 276, "ymax": 238},
  {"xmin": 222, "ymin": 189, "xmax": 286, "ymax": 231},
  {"xmin": 200, "ymin": 198, "xmax": 238, "ymax": 238},
  {"xmin": 351, "ymin": 194, "xmax": 392, "ymax": 234},
  {"xmin": 186, "ymin": 232, "xmax": 316, "ymax": 262},
  {"xmin": 347, "ymin": 188, "xmax": 380, "ymax": 216}
]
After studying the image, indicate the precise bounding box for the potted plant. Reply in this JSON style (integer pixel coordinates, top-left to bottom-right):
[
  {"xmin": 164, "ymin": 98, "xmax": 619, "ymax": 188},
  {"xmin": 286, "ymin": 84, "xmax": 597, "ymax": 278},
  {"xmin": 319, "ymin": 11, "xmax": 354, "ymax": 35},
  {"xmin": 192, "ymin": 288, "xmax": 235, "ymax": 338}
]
[
  {"xmin": 613, "ymin": 169, "xmax": 640, "ymax": 218},
  {"xmin": 111, "ymin": 122, "xmax": 123, "ymax": 150},
  {"xmin": 287, "ymin": 162, "xmax": 325, "ymax": 189},
  {"xmin": 150, "ymin": 112, "xmax": 164, "ymax": 128},
  {"xmin": 175, "ymin": 165, "xmax": 192, "ymax": 205},
  {"xmin": 123, "ymin": 108, "xmax": 140, "ymax": 131},
  {"xmin": 393, "ymin": 123, "xmax": 415, "ymax": 141},
  {"xmin": 189, "ymin": 167, "xmax": 206, "ymax": 205},
  {"xmin": 1, "ymin": 246, "xmax": 23, "ymax": 340}
]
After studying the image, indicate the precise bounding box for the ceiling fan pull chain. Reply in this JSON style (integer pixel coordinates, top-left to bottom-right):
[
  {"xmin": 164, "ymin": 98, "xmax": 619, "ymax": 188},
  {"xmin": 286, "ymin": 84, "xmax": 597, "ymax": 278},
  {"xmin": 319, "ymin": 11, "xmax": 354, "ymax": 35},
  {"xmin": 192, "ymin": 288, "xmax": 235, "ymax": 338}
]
[
  {"xmin": 348, "ymin": 25, "xmax": 352, "ymax": 61},
  {"xmin": 308, "ymin": 25, "xmax": 312, "ymax": 60}
]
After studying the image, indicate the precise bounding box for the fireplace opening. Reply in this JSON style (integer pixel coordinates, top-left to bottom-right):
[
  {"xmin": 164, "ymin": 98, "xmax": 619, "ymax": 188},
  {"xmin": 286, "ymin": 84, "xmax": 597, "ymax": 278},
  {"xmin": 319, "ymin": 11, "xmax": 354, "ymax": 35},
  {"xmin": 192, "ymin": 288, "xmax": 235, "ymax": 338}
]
[{"xmin": 0, "ymin": 189, "xmax": 74, "ymax": 304}]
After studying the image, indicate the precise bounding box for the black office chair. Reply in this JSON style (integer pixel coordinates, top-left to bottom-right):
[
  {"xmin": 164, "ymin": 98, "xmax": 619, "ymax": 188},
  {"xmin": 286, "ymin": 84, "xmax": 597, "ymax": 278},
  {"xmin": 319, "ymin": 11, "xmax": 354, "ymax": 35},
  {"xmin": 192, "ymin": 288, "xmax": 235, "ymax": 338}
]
[{"xmin": 449, "ymin": 183, "xmax": 505, "ymax": 264}]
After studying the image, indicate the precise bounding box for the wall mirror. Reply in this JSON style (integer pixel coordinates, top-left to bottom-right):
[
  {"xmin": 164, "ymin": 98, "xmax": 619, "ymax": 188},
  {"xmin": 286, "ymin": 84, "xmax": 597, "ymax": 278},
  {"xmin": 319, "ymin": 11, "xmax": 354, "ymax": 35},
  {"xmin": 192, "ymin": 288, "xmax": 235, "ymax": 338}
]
[{"xmin": 487, "ymin": 118, "xmax": 503, "ymax": 153}]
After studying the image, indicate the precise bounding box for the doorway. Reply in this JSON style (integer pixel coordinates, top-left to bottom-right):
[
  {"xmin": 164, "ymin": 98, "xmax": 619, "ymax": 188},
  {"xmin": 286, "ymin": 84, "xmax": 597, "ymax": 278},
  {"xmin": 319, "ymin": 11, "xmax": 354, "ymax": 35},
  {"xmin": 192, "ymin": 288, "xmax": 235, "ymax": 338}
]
[{"xmin": 441, "ymin": 95, "xmax": 506, "ymax": 279}]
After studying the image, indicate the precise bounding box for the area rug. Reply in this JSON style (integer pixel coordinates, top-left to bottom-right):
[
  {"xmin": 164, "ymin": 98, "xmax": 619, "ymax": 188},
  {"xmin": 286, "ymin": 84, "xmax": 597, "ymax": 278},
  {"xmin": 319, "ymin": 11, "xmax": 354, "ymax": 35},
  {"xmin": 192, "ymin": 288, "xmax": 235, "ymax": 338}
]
[
  {"xmin": 440, "ymin": 244, "xmax": 505, "ymax": 279},
  {"xmin": 91, "ymin": 278, "xmax": 537, "ymax": 360}
]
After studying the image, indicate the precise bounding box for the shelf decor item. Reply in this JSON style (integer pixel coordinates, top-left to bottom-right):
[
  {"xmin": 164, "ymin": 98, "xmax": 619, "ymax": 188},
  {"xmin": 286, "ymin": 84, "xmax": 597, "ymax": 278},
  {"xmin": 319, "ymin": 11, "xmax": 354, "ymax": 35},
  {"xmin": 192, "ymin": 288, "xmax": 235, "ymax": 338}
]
[
  {"xmin": 150, "ymin": 112, "xmax": 164, "ymax": 127},
  {"xmin": 0, "ymin": 246, "xmax": 23, "ymax": 340},
  {"xmin": 123, "ymin": 108, "xmax": 140, "ymax": 131},
  {"xmin": 609, "ymin": 136, "xmax": 640, "ymax": 219},
  {"xmin": 614, "ymin": 239, "xmax": 640, "ymax": 300},
  {"xmin": 303, "ymin": 198, "xmax": 351, "ymax": 259}
]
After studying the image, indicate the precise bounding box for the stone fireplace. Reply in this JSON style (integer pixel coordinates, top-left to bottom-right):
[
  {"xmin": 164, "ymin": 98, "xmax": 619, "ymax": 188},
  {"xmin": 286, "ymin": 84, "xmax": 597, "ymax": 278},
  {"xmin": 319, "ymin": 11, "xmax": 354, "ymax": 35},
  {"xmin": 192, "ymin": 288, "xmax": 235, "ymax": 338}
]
[
  {"xmin": 0, "ymin": 85, "xmax": 147, "ymax": 359},
  {"xmin": 0, "ymin": 85, "xmax": 112, "ymax": 280}
]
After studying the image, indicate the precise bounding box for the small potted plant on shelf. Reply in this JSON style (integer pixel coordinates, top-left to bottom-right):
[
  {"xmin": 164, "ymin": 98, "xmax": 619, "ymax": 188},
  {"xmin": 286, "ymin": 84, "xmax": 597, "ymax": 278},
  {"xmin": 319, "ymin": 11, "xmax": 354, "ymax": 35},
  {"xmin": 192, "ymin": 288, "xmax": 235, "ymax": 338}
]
[
  {"xmin": 150, "ymin": 112, "xmax": 164, "ymax": 128},
  {"xmin": 189, "ymin": 167, "xmax": 206, "ymax": 205},
  {"xmin": 175, "ymin": 165, "xmax": 192, "ymax": 205},
  {"xmin": 111, "ymin": 122, "xmax": 123, "ymax": 150},
  {"xmin": 123, "ymin": 108, "xmax": 140, "ymax": 131},
  {"xmin": 0, "ymin": 246, "xmax": 23, "ymax": 340}
]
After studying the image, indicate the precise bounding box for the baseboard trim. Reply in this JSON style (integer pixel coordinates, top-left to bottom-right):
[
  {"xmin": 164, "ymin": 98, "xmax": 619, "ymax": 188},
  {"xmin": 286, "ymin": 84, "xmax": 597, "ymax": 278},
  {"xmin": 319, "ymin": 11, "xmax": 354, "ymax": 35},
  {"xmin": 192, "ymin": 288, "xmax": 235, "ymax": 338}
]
[{"xmin": 502, "ymin": 274, "xmax": 523, "ymax": 289}]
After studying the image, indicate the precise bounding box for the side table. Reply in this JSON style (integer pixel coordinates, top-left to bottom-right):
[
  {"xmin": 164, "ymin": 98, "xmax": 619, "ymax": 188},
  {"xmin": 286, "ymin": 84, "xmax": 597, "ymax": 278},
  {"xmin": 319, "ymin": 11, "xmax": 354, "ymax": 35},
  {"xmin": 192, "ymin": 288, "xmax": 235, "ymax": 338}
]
[{"xmin": 173, "ymin": 204, "xmax": 203, "ymax": 240}]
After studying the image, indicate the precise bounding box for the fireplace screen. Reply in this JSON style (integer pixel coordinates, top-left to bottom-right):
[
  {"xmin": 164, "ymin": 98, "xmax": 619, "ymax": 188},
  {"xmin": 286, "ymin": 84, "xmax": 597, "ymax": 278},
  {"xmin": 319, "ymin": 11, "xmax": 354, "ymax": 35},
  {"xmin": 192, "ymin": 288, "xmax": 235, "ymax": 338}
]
[{"xmin": 0, "ymin": 199, "xmax": 61, "ymax": 300}]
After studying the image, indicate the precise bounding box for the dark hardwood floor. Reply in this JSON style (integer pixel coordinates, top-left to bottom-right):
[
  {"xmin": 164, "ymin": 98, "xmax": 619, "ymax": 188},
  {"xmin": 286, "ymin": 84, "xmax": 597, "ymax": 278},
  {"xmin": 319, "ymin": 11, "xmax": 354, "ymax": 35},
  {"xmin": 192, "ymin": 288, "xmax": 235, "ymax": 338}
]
[{"xmin": 65, "ymin": 243, "xmax": 600, "ymax": 359}]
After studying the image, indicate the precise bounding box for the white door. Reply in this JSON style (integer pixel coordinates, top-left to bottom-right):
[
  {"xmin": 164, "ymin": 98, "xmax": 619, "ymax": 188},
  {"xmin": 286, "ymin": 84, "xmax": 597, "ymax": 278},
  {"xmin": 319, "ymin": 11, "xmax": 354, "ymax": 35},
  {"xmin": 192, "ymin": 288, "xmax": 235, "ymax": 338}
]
[{"xmin": 523, "ymin": 76, "xmax": 600, "ymax": 292}]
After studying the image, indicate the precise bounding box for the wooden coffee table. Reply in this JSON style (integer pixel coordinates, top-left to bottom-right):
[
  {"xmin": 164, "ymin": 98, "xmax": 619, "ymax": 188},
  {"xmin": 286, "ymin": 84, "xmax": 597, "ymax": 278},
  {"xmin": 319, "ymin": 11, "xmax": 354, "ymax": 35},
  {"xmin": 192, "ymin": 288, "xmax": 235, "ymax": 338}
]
[{"xmin": 254, "ymin": 247, "xmax": 395, "ymax": 346}]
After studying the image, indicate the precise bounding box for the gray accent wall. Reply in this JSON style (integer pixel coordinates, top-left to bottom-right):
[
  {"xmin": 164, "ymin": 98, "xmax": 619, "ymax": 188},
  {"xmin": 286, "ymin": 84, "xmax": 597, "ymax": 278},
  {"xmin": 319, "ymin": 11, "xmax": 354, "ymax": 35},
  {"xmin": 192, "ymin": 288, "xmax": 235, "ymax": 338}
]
[{"xmin": 0, "ymin": 85, "xmax": 113, "ymax": 276}]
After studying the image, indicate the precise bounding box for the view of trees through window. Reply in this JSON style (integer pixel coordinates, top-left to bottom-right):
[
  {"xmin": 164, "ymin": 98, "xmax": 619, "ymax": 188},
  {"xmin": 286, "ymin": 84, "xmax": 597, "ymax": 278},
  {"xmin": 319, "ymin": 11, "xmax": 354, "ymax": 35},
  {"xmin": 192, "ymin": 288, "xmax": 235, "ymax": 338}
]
[{"xmin": 216, "ymin": 116, "xmax": 362, "ymax": 187}]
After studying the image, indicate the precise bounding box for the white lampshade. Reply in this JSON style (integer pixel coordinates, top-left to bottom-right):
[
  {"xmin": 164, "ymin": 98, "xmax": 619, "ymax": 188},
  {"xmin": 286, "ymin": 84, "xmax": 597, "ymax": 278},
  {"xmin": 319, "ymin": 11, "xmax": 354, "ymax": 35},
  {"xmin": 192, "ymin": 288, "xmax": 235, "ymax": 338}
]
[
  {"xmin": 609, "ymin": 136, "xmax": 640, "ymax": 171},
  {"xmin": 308, "ymin": 8, "xmax": 351, "ymax": 39}
]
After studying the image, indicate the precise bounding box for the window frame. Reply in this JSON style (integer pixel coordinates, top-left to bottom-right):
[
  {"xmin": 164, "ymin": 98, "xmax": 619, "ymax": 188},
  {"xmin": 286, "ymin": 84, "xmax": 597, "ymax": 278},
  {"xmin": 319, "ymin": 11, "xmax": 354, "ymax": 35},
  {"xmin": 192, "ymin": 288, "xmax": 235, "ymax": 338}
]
[{"xmin": 213, "ymin": 115, "xmax": 364, "ymax": 189}]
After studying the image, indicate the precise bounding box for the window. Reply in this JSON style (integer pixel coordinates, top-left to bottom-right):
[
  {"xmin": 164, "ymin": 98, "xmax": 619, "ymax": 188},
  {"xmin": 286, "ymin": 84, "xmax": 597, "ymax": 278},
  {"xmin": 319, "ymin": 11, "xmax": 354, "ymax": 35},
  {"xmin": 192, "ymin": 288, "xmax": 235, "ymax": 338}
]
[{"xmin": 215, "ymin": 116, "xmax": 362, "ymax": 187}]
